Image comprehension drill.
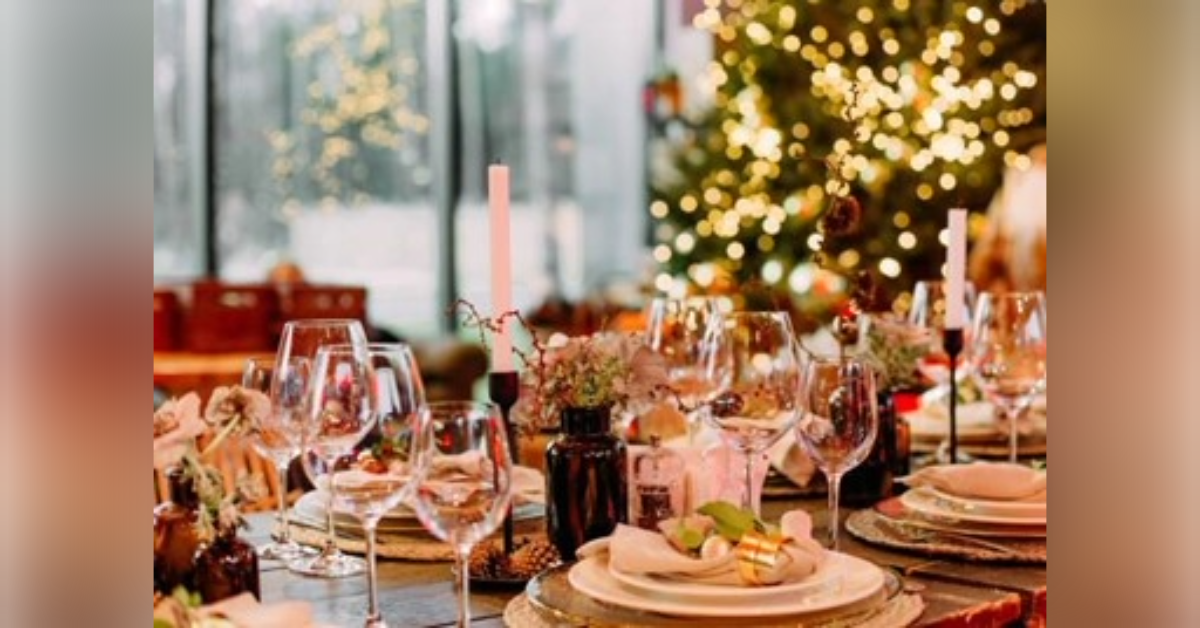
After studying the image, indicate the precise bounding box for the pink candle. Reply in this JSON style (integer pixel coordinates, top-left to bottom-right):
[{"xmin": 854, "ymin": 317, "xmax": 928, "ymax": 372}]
[
  {"xmin": 945, "ymin": 209, "xmax": 968, "ymax": 330},
  {"xmin": 489, "ymin": 165, "xmax": 515, "ymax": 372}
]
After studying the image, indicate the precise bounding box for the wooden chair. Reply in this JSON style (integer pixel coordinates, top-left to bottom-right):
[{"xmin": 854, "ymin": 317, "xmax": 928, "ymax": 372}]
[
  {"xmin": 154, "ymin": 289, "xmax": 181, "ymax": 352},
  {"xmin": 185, "ymin": 281, "xmax": 279, "ymax": 353}
]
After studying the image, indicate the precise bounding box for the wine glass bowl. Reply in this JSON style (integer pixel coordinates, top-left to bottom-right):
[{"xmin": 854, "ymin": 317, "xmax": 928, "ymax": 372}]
[
  {"xmin": 644, "ymin": 296, "xmax": 725, "ymax": 440},
  {"xmin": 968, "ymin": 292, "xmax": 1047, "ymax": 463},
  {"xmin": 794, "ymin": 356, "xmax": 879, "ymax": 551},
  {"xmin": 909, "ymin": 280, "xmax": 976, "ymax": 388},
  {"xmin": 698, "ymin": 311, "xmax": 804, "ymax": 514}
]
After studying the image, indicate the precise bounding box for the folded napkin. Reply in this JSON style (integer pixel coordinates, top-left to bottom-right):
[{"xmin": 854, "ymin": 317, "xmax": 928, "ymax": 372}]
[
  {"xmin": 899, "ymin": 462, "xmax": 1046, "ymax": 502},
  {"xmin": 578, "ymin": 510, "xmax": 825, "ymax": 587},
  {"xmin": 767, "ymin": 431, "xmax": 817, "ymax": 488},
  {"xmin": 154, "ymin": 593, "xmax": 329, "ymax": 628}
]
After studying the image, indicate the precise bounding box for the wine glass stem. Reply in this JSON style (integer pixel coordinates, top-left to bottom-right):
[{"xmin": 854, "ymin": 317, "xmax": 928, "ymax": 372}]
[
  {"xmin": 275, "ymin": 461, "xmax": 291, "ymax": 543},
  {"xmin": 455, "ymin": 543, "xmax": 472, "ymax": 628},
  {"xmin": 364, "ymin": 520, "xmax": 382, "ymax": 626},
  {"xmin": 325, "ymin": 474, "xmax": 339, "ymax": 554},
  {"xmin": 1006, "ymin": 407, "xmax": 1019, "ymax": 464},
  {"xmin": 742, "ymin": 450, "xmax": 756, "ymax": 515},
  {"xmin": 827, "ymin": 472, "xmax": 843, "ymax": 552}
]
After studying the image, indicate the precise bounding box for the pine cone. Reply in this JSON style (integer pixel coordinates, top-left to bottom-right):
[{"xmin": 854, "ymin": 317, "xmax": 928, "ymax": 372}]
[
  {"xmin": 509, "ymin": 540, "xmax": 562, "ymax": 579},
  {"xmin": 468, "ymin": 541, "xmax": 510, "ymax": 579}
]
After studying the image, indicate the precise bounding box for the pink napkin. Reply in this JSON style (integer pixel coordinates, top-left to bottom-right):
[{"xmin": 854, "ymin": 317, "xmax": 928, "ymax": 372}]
[
  {"xmin": 577, "ymin": 510, "xmax": 825, "ymax": 586},
  {"xmin": 900, "ymin": 462, "xmax": 1047, "ymax": 502}
]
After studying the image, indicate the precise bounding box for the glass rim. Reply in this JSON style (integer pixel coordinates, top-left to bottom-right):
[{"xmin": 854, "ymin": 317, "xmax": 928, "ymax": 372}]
[{"xmin": 280, "ymin": 318, "xmax": 366, "ymax": 329}]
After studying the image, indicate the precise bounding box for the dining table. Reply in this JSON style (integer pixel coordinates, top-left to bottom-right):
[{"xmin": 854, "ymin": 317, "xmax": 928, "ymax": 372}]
[{"xmin": 246, "ymin": 493, "xmax": 1046, "ymax": 627}]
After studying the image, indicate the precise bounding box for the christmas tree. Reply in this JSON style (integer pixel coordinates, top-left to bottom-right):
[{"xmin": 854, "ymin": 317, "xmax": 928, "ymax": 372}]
[{"xmin": 649, "ymin": 0, "xmax": 1045, "ymax": 316}]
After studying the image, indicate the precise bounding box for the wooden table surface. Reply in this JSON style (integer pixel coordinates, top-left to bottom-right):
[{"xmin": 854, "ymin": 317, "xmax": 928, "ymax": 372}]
[{"xmin": 247, "ymin": 496, "xmax": 1044, "ymax": 627}]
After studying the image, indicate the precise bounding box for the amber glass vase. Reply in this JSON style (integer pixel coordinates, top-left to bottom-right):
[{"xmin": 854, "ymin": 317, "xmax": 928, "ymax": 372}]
[
  {"xmin": 153, "ymin": 468, "xmax": 202, "ymax": 595},
  {"xmin": 195, "ymin": 530, "xmax": 261, "ymax": 603},
  {"xmin": 545, "ymin": 406, "xmax": 628, "ymax": 558}
]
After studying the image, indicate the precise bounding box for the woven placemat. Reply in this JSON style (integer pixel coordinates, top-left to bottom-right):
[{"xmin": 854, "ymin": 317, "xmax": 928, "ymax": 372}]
[
  {"xmin": 503, "ymin": 591, "xmax": 925, "ymax": 627},
  {"xmin": 845, "ymin": 509, "xmax": 1046, "ymax": 564},
  {"xmin": 287, "ymin": 518, "xmax": 547, "ymax": 562}
]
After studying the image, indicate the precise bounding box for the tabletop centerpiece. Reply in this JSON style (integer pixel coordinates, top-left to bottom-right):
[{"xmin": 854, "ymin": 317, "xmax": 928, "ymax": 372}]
[{"xmin": 153, "ymin": 386, "xmax": 269, "ymax": 604}]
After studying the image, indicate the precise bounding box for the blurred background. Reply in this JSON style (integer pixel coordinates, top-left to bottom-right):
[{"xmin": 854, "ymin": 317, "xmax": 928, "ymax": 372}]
[{"xmin": 154, "ymin": 0, "xmax": 1045, "ymax": 344}]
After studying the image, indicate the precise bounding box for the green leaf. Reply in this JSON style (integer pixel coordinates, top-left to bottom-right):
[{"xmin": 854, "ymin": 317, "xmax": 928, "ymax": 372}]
[
  {"xmin": 697, "ymin": 501, "xmax": 759, "ymax": 542},
  {"xmin": 678, "ymin": 526, "xmax": 706, "ymax": 552},
  {"xmin": 153, "ymin": 620, "xmax": 176, "ymax": 628}
]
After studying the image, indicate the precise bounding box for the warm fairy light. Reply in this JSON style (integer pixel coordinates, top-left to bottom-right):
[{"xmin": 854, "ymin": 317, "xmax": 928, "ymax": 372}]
[{"xmin": 651, "ymin": 0, "xmax": 1042, "ymax": 301}]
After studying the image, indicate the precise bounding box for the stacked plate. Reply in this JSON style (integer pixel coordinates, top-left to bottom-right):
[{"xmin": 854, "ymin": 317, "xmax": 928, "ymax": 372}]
[
  {"xmin": 898, "ymin": 486, "xmax": 1047, "ymax": 536},
  {"xmin": 291, "ymin": 491, "xmax": 544, "ymax": 536},
  {"xmin": 564, "ymin": 550, "xmax": 888, "ymax": 620},
  {"xmin": 904, "ymin": 394, "xmax": 1048, "ymax": 457}
]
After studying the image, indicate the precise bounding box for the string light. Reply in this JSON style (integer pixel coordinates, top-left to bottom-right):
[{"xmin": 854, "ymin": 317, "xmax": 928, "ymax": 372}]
[{"xmin": 650, "ymin": 0, "xmax": 1042, "ymax": 310}]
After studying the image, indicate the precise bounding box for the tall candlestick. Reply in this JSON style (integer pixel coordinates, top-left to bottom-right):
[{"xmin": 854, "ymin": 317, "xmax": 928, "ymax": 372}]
[
  {"xmin": 945, "ymin": 209, "xmax": 968, "ymax": 330},
  {"xmin": 489, "ymin": 165, "xmax": 515, "ymax": 372}
]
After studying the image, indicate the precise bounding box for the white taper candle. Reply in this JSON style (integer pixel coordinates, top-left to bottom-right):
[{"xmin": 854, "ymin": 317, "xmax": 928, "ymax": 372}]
[
  {"xmin": 945, "ymin": 209, "xmax": 968, "ymax": 330},
  {"xmin": 489, "ymin": 165, "xmax": 515, "ymax": 371}
]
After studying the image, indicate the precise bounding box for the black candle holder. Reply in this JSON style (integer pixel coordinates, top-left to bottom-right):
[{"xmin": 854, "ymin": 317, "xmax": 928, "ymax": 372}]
[
  {"xmin": 489, "ymin": 371, "xmax": 520, "ymax": 554},
  {"xmin": 943, "ymin": 328, "xmax": 964, "ymax": 464}
]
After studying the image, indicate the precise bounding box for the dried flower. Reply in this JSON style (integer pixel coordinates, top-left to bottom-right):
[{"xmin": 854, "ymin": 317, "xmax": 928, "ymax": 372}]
[
  {"xmin": 204, "ymin": 386, "xmax": 270, "ymax": 435},
  {"xmin": 519, "ymin": 332, "xmax": 670, "ymax": 433},
  {"xmin": 153, "ymin": 393, "xmax": 206, "ymax": 471}
]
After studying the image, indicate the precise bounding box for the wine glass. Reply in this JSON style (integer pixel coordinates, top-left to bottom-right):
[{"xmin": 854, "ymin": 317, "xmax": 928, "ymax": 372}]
[
  {"xmin": 968, "ymin": 292, "xmax": 1047, "ymax": 463},
  {"xmin": 794, "ymin": 356, "xmax": 879, "ymax": 551},
  {"xmin": 644, "ymin": 296, "xmax": 724, "ymax": 442},
  {"xmin": 300, "ymin": 344, "xmax": 427, "ymax": 627},
  {"xmin": 411, "ymin": 401, "xmax": 514, "ymax": 628},
  {"xmin": 909, "ymin": 280, "xmax": 976, "ymax": 390},
  {"xmin": 277, "ymin": 319, "xmax": 369, "ymax": 578},
  {"xmin": 242, "ymin": 356, "xmax": 316, "ymax": 562},
  {"xmin": 698, "ymin": 311, "xmax": 804, "ymax": 515}
]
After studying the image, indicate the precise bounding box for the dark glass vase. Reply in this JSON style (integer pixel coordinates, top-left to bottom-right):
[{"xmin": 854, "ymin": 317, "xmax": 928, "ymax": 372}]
[
  {"xmin": 842, "ymin": 391, "xmax": 909, "ymax": 506},
  {"xmin": 153, "ymin": 468, "xmax": 202, "ymax": 595},
  {"xmin": 545, "ymin": 406, "xmax": 628, "ymax": 559},
  {"xmin": 196, "ymin": 530, "xmax": 261, "ymax": 603}
]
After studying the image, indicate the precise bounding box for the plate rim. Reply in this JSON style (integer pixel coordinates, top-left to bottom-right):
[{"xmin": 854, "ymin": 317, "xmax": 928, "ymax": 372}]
[
  {"xmin": 568, "ymin": 551, "xmax": 885, "ymax": 618},
  {"xmin": 901, "ymin": 488, "xmax": 1046, "ymax": 526}
]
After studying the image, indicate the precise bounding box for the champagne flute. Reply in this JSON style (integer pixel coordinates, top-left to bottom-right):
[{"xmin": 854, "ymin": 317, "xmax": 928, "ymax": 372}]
[
  {"xmin": 645, "ymin": 296, "xmax": 724, "ymax": 442},
  {"xmin": 794, "ymin": 356, "xmax": 879, "ymax": 551},
  {"xmin": 242, "ymin": 357, "xmax": 316, "ymax": 562},
  {"xmin": 698, "ymin": 311, "xmax": 804, "ymax": 515},
  {"xmin": 968, "ymin": 292, "xmax": 1047, "ymax": 463},
  {"xmin": 412, "ymin": 402, "xmax": 514, "ymax": 628},
  {"xmin": 302, "ymin": 344, "xmax": 428, "ymax": 627},
  {"xmin": 277, "ymin": 319, "xmax": 370, "ymax": 578}
]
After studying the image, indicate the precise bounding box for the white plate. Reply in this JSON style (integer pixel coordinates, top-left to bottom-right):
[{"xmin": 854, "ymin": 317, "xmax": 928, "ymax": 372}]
[
  {"xmin": 926, "ymin": 487, "xmax": 1046, "ymax": 519},
  {"xmin": 607, "ymin": 551, "xmax": 842, "ymax": 601},
  {"xmin": 569, "ymin": 552, "xmax": 885, "ymax": 618},
  {"xmin": 901, "ymin": 488, "xmax": 1046, "ymax": 526}
]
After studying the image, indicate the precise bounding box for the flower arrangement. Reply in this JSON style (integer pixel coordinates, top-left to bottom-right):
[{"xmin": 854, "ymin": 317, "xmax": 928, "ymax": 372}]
[
  {"xmin": 452, "ymin": 300, "xmax": 671, "ymax": 433},
  {"xmin": 517, "ymin": 331, "xmax": 670, "ymax": 432},
  {"xmin": 859, "ymin": 313, "xmax": 932, "ymax": 391},
  {"xmin": 153, "ymin": 386, "xmax": 270, "ymax": 542}
]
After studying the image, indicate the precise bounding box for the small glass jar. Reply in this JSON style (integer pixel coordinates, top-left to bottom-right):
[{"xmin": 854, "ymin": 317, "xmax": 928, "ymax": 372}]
[
  {"xmin": 154, "ymin": 468, "xmax": 202, "ymax": 595},
  {"xmin": 631, "ymin": 436, "xmax": 686, "ymax": 530}
]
